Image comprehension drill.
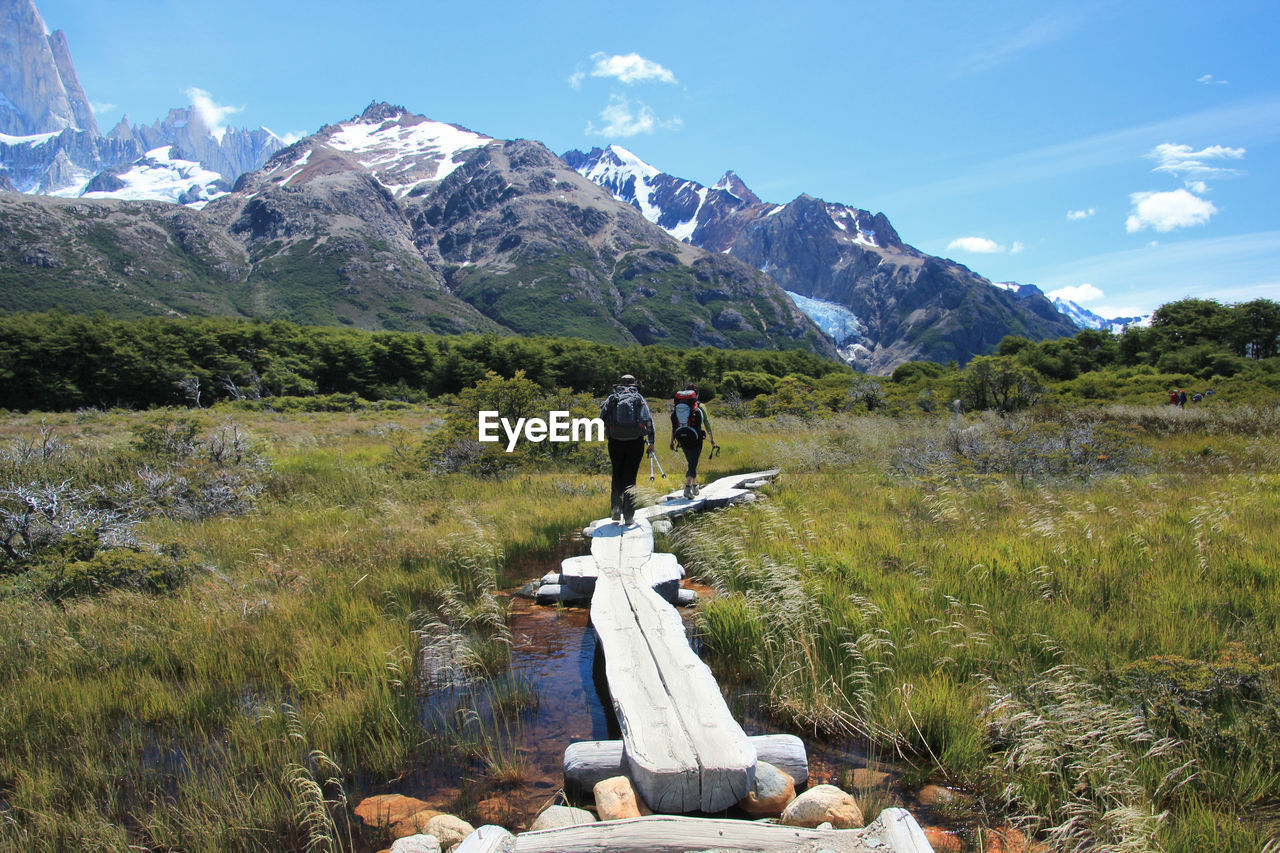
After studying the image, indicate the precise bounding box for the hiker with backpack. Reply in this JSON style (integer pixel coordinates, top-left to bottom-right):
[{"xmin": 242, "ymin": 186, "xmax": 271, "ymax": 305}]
[
  {"xmin": 600, "ymin": 374, "xmax": 655, "ymax": 525},
  {"xmin": 669, "ymin": 383, "xmax": 718, "ymax": 500}
]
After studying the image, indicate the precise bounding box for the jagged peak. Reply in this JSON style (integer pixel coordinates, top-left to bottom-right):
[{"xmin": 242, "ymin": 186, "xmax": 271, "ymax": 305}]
[
  {"xmin": 358, "ymin": 101, "xmax": 406, "ymax": 123},
  {"xmin": 712, "ymin": 170, "xmax": 761, "ymax": 206}
]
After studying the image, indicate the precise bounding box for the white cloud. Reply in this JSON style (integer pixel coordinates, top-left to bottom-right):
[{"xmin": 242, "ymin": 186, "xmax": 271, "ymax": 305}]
[
  {"xmin": 264, "ymin": 127, "xmax": 306, "ymax": 145},
  {"xmin": 184, "ymin": 87, "xmax": 243, "ymax": 140},
  {"xmin": 586, "ymin": 95, "xmax": 682, "ymax": 138},
  {"xmin": 1047, "ymin": 283, "xmax": 1105, "ymax": 304},
  {"xmin": 1185, "ymin": 180, "xmax": 1208, "ymax": 194},
  {"xmin": 587, "ymin": 52, "xmax": 677, "ymax": 86},
  {"xmin": 1125, "ymin": 189, "xmax": 1218, "ymax": 233},
  {"xmin": 1148, "ymin": 142, "xmax": 1245, "ymax": 180},
  {"xmin": 1067, "ymin": 207, "xmax": 1095, "ymax": 221},
  {"xmin": 947, "ymin": 236, "xmax": 1005, "ymax": 253},
  {"xmin": 568, "ymin": 69, "xmax": 586, "ymax": 89},
  {"xmin": 90, "ymin": 101, "xmax": 117, "ymax": 116},
  {"xmin": 1197, "ymin": 74, "xmax": 1229, "ymax": 85},
  {"xmin": 1011, "ymin": 241, "xmax": 1025, "ymax": 254}
]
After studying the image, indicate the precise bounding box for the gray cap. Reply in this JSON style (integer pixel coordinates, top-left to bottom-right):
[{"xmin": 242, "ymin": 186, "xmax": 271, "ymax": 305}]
[{"xmin": 619, "ymin": 374, "xmax": 637, "ymax": 386}]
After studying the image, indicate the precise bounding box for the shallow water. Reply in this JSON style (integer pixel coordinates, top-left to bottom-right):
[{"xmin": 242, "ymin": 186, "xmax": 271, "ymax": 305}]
[{"xmin": 388, "ymin": 566, "xmax": 930, "ymax": 832}]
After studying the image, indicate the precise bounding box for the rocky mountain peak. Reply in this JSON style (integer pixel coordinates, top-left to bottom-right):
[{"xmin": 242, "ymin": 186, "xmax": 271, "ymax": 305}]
[
  {"xmin": 358, "ymin": 101, "xmax": 407, "ymax": 123},
  {"xmin": 713, "ymin": 170, "xmax": 760, "ymax": 206},
  {"xmin": 0, "ymin": 0, "xmax": 94, "ymax": 135}
]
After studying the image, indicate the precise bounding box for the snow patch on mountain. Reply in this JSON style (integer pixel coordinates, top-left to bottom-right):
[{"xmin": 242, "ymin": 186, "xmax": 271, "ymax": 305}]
[
  {"xmin": 76, "ymin": 146, "xmax": 229, "ymax": 208},
  {"xmin": 327, "ymin": 112, "xmax": 491, "ymax": 197}
]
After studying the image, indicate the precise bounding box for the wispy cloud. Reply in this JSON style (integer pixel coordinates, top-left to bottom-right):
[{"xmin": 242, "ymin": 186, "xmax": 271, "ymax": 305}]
[
  {"xmin": 1067, "ymin": 208, "xmax": 1096, "ymax": 221},
  {"xmin": 1034, "ymin": 231, "xmax": 1280, "ymax": 312},
  {"xmin": 959, "ymin": 10, "xmax": 1090, "ymax": 73},
  {"xmin": 1197, "ymin": 74, "xmax": 1229, "ymax": 85},
  {"xmin": 1125, "ymin": 189, "xmax": 1217, "ymax": 233},
  {"xmin": 573, "ymin": 52, "xmax": 678, "ymax": 88},
  {"xmin": 586, "ymin": 95, "xmax": 682, "ymax": 138},
  {"xmin": 185, "ymin": 87, "xmax": 243, "ymax": 140},
  {"xmin": 90, "ymin": 101, "xmax": 117, "ymax": 116},
  {"xmin": 872, "ymin": 96, "xmax": 1280, "ymax": 210},
  {"xmin": 1148, "ymin": 142, "xmax": 1245, "ymax": 180}
]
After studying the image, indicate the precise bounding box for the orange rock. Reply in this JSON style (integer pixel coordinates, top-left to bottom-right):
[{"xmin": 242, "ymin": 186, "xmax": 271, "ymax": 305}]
[
  {"xmin": 923, "ymin": 826, "xmax": 964, "ymax": 853},
  {"xmin": 354, "ymin": 795, "xmax": 441, "ymax": 838},
  {"xmin": 983, "ymin": 825, "xmax": 1030, "ymax": 853}
]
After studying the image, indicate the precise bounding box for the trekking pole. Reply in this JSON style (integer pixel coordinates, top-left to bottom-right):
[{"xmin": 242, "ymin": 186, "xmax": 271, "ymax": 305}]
[
  {"xmin": 649, "ymin": 445, "xmax": 667, "ymax": 479},
  {"xmin": 708, "ymin": 442, "xmax": 721, "ymax": 459}
]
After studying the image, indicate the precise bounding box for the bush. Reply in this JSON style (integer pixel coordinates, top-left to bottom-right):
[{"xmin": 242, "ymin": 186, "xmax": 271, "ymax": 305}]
[{"xmin": 14, "ymin": 545, "xmax": 200, "ymax": 599}]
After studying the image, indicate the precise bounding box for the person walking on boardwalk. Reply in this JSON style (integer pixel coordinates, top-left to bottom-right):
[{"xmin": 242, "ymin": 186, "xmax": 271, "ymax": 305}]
[
  {"xmin": 600, "ymin": 374, "xmax": 655, "ymax": 525},
  {"xmin": 669, "ymin": 383, "xmax": 718, "ymax": 500}
]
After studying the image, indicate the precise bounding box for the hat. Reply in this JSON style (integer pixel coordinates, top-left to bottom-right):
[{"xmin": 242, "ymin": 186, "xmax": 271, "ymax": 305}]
[{"xmin": 619, "ymin": 374, "xmax": 637, "ymax": 386}]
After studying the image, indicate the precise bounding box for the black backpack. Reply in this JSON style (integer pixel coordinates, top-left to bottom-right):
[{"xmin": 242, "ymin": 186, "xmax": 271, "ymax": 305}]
[
  {"xmin": 672, "ymin": 389, "xmax": 702, "ymax": 441},
  {"xmin": 603, "ymin": 386, "xmax": 645, "ymax": 440}
]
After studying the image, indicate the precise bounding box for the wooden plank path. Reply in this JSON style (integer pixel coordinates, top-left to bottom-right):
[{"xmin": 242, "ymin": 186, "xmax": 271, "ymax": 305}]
[{"xmin": 516, "ymin": 469, "xmax": 935, "ymax": 852}]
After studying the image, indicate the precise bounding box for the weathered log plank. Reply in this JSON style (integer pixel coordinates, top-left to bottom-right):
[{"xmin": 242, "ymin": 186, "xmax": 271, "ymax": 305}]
[
  {"xmin": 564, "ymin": 734, "xmax": 808, "ymax": 797},
  {"xmin": 511, "ymin": 809, "xmax": 933, "ymax": 853},
  {"xmin": 454, "ymin": 824, "xmax": 516, "ymax": 853},
  {"xmin": 590, "ymin": 571, "xmax": 701, "ymax": 812}
]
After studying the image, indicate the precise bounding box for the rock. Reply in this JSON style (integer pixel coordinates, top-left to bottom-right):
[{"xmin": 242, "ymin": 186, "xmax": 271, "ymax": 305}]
[
  {"xmin": 593, "ymin": 776, "xmax": 651, "ymax": 820},
  {"xmin": 779, "ymin": 784, "xmax": 864, "ymax": 829},
  {"xmin": 472, "ymin": 796, "xmax": 516, "ymax": 828},
  {"xmin": 453, "ymin": 825, "xmax": 516, "ymax": 853},
  {"xmin": 424, "ymin": 814, "xmax": 476, "ymax": 851},
  {"xmin": 652, "ymin": 519, "xmax": 673, "ymax": 534},
  {"xmin": 849, "ymin": 768, "xmax": 894, "ymax": 790},
  {"xmin": 738, "ymin": 761, "xmax": 796, "ymax": 818},
  {"xmin": 916, "ymin": 784, "xmax": 965, "ymax": 808},
  {"xmin": 528, "ymin": 804, "xmax": 597, "ymax": 831},
  {"xmin": 923, "ymin": 826, "xmax": 963, "ymax": 853},
  {"xmin": 982, "ymin": 825, "xmax": 1032, "ymax": 853},
  {"xmin": 389, "ymin": 835, "xmax": 442, "ymax": 853},
  {"xmin": 355, "ymin": 795, "xmax": 441, "ymax": 838}
]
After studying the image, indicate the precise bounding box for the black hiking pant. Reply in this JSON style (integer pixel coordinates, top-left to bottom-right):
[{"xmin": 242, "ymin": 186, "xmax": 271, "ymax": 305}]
[
  {"xmin": 677, "ymin": 433, "xmax": 703, "ymax": 479},
  {"xmin": 608, "ymin": 437, "xmax": 647, "ymax": 521}
]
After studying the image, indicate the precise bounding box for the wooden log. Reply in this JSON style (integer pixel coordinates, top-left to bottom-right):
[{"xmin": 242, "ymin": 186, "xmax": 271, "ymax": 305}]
[
  {"xmin": 563, "ymin": 734, "xmax": 808, "ymax": 797},
  {"xmin": 535, "ymin": 584, "xmax": 588, "ymax": 603},
  {"xmin": 589, "ymin": 572, "xmax": 700, "ymax": 813},
  {"xmin": 511, "ymin": 814, "xmax": 918, "ymax": 853},
  {"xmin": 868, "ymin": 807, "xmax": 936, "ymax": 852}
]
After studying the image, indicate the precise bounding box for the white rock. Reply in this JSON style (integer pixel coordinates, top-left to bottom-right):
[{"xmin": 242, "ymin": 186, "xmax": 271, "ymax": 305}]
[{"xmin": 390, "ymin": 834, "xmax": 442, "ymax": 853}]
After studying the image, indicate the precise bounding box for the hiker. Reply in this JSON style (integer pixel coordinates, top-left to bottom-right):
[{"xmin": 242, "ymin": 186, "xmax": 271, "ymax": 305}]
[
  {"xmin": 1169, "ymin": 389, "xmax": 1179, "ymax": 406},
  {"xmin": 669, "ymin": 383, "xmax": 718, "ymax": 500},
  {"xmin": 1178, "ymin": 389, "xmax": 1187, "ymax": 408},
  {"xmin": 600, "ymin": 373, "xmax": 655, "ymax": 525}
]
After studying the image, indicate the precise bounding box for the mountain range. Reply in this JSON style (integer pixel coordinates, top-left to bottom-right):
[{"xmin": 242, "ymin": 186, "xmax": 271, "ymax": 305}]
[{"xmin": 1, "ymin": 0, "xmax": 1132, "ymax": 372}]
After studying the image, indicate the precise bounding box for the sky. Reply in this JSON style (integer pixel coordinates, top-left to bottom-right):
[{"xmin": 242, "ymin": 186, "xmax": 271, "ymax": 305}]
[{"xmin": 35, "ymin": 0, "xmax": 1280, "ymax": 317}]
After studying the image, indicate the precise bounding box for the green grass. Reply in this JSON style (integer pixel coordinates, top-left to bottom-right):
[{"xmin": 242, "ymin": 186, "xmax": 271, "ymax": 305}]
[{"xmin": 0, "ymin": 400, "xmax": 1277, "ymax": 851}]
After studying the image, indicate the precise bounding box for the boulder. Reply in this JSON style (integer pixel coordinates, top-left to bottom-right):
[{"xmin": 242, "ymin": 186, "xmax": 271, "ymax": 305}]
[
  {"xmin": 779, "ymin": 784, "xmax": 864, "ymax": 829},
  {"xmin": 528, "ymin": 804, "xmax": 598, "ymax": 831},
  {"xmin": 424, "ymin": 814, "xmax": 476, "ymax": 851},
  {"xmin": 737, "ymin": 760, "xmax": 795, "ymax": 818},
  {"xmin": 593, "ymin": 776, "xmax": 651, "ymax": 820},
  {"xmin": 389, "ymin": 835, "xmax": 442, "ymax": 853}
]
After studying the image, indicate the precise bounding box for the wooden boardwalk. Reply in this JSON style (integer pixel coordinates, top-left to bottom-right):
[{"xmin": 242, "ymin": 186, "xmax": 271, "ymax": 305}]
[{"xmin": 520, "ymin": 469, "xmax": 936, "ymax": 852}]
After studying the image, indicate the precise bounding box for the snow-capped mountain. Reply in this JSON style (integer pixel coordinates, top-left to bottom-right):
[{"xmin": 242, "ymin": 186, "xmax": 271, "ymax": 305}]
[
  {"xmin": 251, "ymin": 102, "xmax": 492, "ymax": 200},
  {"xmin": 0, "ymin": 0, "xmax": 282, "ymax": 198},
  {"xmin": 1052, "ymin": 297, "xmax": 1149, "ymax": 333},
  {"xmin": 565, "ymin": 144, "xmax": 1077, "ymax": 371}
]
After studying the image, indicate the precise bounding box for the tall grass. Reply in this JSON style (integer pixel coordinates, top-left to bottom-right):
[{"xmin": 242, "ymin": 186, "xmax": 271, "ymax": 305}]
[{"xmin": 666, "ymin": 403, "xmax": 1280, "ymax": 852}]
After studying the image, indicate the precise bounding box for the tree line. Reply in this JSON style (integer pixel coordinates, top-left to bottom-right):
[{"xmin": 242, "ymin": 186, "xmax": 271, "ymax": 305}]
[{"xmin": 0, "ymin": 310, "xmax": 850, "ymax": 412}]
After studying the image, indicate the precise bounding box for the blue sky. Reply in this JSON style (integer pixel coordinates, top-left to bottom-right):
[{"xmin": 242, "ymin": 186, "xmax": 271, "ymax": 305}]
[{"xmin": 37, "ymin": 0, "xmax": 1280, "ymax": 316}]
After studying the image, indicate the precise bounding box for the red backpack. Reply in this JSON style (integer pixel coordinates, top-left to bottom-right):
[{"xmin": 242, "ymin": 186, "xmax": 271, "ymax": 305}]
[{"xmin": 673, "ymin": 390, "xmax": 702, "ymax": 440}]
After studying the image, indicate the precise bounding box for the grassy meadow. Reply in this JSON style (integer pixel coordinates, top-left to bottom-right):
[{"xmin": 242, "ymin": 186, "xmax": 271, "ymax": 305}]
[{"xmin": 0, "ymin": 395, "xmax": 1277, "ymax": 852}]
